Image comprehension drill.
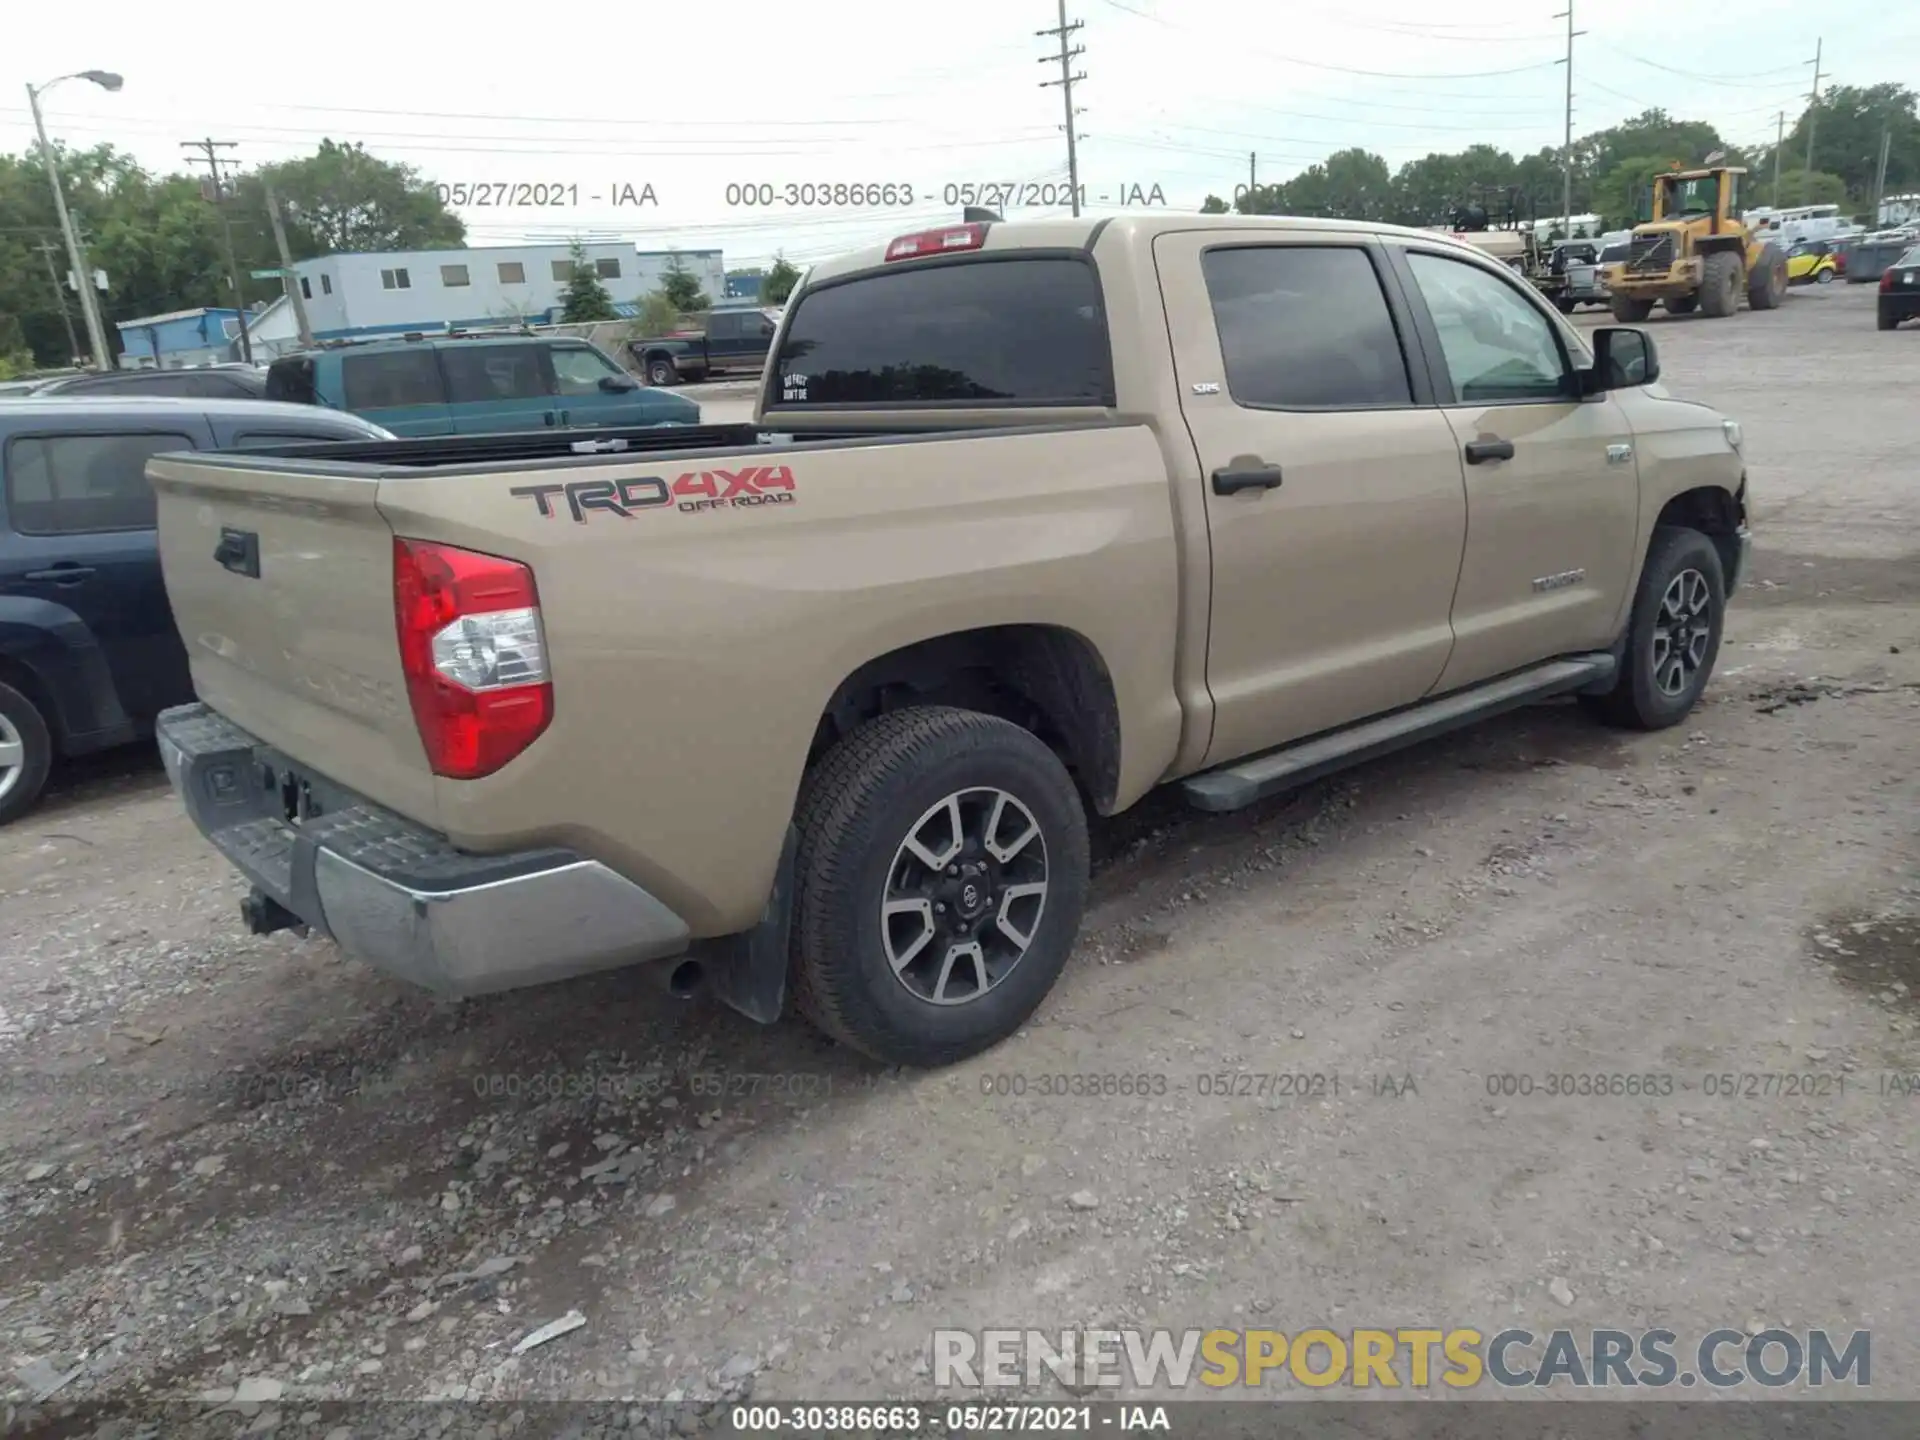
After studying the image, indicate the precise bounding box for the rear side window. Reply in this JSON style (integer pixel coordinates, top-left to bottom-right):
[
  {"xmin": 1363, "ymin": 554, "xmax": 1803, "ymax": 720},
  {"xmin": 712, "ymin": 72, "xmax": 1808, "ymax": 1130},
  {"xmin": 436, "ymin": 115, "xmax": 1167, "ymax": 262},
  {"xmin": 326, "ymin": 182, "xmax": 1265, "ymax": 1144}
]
[
  {"xmin": 342, "ymin": 350, "xmax": 446, "ymax": 410},
  {"xmin": 266, "ymin": 357, "xmax": 319, "ymax": 405},
  {"xmin": 3, "ymin": 432, "xmax": 195, "ymax": 535},
  {"xmin": 1201, "ymin": 246, "xmax": 1412, "ymax": 409},
  {"xmin": 773, "ymin": 257, "xmax": 1112, "ymax": 406},
  {"xmin": 439, "ymin": 344, "xmax": 549, "ymax": 404}
]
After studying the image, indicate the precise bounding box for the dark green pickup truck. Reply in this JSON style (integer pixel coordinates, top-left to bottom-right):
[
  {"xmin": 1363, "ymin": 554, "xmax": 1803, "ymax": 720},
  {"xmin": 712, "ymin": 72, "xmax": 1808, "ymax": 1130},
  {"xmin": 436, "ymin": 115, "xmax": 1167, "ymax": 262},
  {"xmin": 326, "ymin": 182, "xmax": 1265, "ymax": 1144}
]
[{"xmin": 628, "ymin": 307, "xmax": 780, "ymax": 386}]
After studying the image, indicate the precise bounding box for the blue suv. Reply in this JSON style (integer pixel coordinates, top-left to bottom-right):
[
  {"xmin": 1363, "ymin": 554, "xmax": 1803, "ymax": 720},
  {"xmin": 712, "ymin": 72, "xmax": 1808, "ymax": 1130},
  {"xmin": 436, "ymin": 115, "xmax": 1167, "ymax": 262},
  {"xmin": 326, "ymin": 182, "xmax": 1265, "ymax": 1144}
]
[{"xmin": 263, "ymin": 332, "xmax": 700, "ymax": 436}]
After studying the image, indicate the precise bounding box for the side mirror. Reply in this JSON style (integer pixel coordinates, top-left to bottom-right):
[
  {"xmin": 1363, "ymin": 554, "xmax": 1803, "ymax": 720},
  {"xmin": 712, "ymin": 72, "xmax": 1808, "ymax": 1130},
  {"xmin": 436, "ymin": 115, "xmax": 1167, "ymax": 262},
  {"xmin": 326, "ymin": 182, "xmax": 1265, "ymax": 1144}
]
[
  {"xmin": 1586, "ymin": 326, "xmax": 1660, "ymax": 392},
  {"xmin": 600, "ymin": 374, "xmax": 639, "ymax": 393}
]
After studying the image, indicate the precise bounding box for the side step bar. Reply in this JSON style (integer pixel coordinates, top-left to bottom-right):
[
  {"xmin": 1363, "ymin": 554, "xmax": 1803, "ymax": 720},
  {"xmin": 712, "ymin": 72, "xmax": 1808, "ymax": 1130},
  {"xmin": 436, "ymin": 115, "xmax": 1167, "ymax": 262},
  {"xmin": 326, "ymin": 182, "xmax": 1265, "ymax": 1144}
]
[{"xmin": 1180, "ymin": 653, "xmax": 1617, "ymax": 814}]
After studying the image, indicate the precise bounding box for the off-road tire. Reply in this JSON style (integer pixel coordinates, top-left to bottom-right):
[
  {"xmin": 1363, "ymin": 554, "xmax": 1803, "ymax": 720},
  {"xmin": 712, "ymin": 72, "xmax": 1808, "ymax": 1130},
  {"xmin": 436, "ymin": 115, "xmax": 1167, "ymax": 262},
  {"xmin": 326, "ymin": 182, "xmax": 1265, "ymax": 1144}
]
[
  {"xmin": 1699, "ymin": 251, "xmax": 1742, "ymax": 317},
  {"xmin": 645, "ymin": 355, "xmax": 678, "ymax": 386},
  {"xmin": 1555, "ymin": 296, "xmax": 1577, "ymax": 314},
  {"xmin": 1666, "ymin": 295, "xmax": 1699, "ymax": 315},
  {"xmin": 1747, "ymin": 242, "xmax": 1786, "ymax": 310},
  {"xmin": 1582, "ymin": 526, "xmax": 1727, "ymax": 731},
  {"xmin": 1610, "ymin": 294, "xmax": 1656, "ymax": 323},
  {"xmin": 0, "ymin": 680, "xmax": 54, "ymax": 827},
  {"xmin": 788, "ymin": 705, "xmax": 1090, "ymax": 1067}
]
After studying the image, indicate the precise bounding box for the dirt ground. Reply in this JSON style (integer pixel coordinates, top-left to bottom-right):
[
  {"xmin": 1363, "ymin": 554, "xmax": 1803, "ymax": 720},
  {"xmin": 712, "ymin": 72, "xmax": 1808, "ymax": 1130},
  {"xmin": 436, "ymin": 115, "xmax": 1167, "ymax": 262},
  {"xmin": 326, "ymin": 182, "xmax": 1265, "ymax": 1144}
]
[{"xmin": 3, "ymin": 281, "xmax": 1918, "ymax": 1427}]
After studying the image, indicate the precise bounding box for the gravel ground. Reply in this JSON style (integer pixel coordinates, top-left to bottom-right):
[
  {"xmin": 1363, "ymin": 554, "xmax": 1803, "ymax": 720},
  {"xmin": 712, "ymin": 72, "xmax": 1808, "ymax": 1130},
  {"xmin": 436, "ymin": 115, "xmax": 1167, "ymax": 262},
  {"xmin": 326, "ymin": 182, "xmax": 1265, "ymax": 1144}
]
[{"xmin": 3, "ymin": 282, "xmax": 1917, "ymax": 1432}]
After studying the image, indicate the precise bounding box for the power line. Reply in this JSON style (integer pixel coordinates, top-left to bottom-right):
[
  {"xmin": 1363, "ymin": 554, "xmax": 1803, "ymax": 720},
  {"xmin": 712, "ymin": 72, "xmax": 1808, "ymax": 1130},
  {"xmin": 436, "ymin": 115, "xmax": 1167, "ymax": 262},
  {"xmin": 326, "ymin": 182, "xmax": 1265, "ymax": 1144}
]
[
  {"xmin": 1038, "ymin": 0, "xmax": 1088, "ymax": 218},
  {"xmin": 1554, "ymin": 0, "xmax": 1587, "ymax": 228},
  {"xmin": 180, "ymin": 136, "xmax": 252, "ymax": 363},
  {"xmin": 1594, "ymin": 42, "xmax": 1815, "ymax": 88},
  {"xmin": 1093, "ymin": 0, "xmax": 1561, "ymax": 80}
]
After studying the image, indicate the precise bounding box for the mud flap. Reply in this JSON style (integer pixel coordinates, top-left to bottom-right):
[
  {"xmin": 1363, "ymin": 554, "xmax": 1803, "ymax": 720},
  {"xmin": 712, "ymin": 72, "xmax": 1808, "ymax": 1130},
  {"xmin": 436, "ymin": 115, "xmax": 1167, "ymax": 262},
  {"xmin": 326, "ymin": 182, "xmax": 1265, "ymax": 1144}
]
[{"xmin": 692, "ymin": 824, "xmax": 798, "ymax": 1025}]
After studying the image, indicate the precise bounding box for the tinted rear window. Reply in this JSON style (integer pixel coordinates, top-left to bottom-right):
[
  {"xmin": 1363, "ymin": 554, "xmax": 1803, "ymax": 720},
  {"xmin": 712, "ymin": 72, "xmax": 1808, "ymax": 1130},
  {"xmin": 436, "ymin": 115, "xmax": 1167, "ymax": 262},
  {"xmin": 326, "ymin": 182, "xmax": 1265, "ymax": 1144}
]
[
  {"xmin": 440, "ymin": 344, "xmax": 549, "ymax": 404},
  {"xmin": 342, "ymin": 350, "xmax": 446, "ymax": 410},
  {"xmin": 3, "ymin": 432, "xmax": 195, "ymax": 534},
  {"xmin": 266, "ymin": 358, "xmax": 319, "ymax": 405},
  {"xmin": 773, "ymin": 257, "xmax": 1111, "ymax": 407}
]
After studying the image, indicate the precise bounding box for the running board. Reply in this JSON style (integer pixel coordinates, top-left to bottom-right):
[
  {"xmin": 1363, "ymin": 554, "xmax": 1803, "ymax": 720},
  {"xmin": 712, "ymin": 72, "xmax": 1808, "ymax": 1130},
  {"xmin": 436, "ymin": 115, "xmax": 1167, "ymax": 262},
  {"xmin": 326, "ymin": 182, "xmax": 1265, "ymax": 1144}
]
[{"xmin": 1180, "ymin": 654, "xmax": 1617, "ymax": 814}]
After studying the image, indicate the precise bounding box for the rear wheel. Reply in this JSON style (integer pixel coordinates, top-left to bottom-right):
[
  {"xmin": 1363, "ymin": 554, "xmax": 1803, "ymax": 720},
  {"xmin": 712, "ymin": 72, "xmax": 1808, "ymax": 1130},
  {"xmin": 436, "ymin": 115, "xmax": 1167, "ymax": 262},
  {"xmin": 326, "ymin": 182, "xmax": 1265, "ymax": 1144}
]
[
  {"xmin": 1609, "ymin": 294, "xmax": 1656, "ymax": 322},
  {"xmin": 1879, "ymin": 308, "xmax": 1900, "ymax": 331},
  {"xmin": 1699, "ymin": 252, "xmax": 1742, "ymax": 317},
  {"xmin": 0, "ymin": 680, "xmax": 54, "ymax": 827},
  {"xmin": 789, "ymin": 706, "xmax": 1090, "ymax": 1067},
  {"xmin": 1665, "ymin": 295, "xmax": 1699, "ymax": 315},
  {"xmin": 1747, "ymin": 244, "xmax": 1786, "ymax": 310},
  {"xmin": 1582, "ymin": 527, "xmax": 1726, "ymax": 731},
  {"xmin": 1555, "ymin": 296, "xmax": 1577, "ymax": 314},
  {"xmin": 1815, "ymin": 267, "xmax": 1835, "ymax": 285}
]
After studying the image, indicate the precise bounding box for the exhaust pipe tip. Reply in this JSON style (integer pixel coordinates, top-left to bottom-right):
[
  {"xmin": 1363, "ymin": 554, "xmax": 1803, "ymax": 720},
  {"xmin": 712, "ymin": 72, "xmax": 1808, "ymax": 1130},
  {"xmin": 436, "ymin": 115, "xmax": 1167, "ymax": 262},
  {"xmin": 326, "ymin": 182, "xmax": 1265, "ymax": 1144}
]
[{"xmin": 640, "ymin": 956, "xmax": 705, "ymax": 1001}]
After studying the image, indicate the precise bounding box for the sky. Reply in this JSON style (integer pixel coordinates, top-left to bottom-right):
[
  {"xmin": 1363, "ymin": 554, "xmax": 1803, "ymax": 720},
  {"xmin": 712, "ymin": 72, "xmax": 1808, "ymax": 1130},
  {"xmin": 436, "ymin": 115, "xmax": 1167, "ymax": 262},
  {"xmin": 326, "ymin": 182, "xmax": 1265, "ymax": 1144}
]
[{"xmin": 5, "ymin": 0, "xmax": 1916, "ymax": 271}]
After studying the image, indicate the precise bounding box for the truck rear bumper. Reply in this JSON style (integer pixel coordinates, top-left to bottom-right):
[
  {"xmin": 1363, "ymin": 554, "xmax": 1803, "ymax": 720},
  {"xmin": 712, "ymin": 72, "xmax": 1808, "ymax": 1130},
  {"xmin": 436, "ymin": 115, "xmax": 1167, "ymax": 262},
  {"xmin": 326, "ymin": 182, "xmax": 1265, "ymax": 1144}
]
[{"xmin": 156, "ymin": 703, "xmax": 691, "ymax": 997}]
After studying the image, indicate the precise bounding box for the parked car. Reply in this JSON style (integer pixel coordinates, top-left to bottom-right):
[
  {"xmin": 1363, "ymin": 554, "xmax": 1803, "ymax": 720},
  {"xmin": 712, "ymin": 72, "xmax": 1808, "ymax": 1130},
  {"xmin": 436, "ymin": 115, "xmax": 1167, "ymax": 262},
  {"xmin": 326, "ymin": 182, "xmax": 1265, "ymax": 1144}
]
[
  {"xmin": 629, "ymin": 307, "xmax": 780, "ymax": 385},
  {"xmin": 263, "ymin": 333, "xmax": 700, "ymax": 436},
  {"xmin": 28, "ymin": 364, "xmax": 268, "ymax": 399},
  {"xmin": 148, "ymin": 214, "xmax": 1752, "ymax": 1068},
  {"xmin": 1787, "ymin": 240, "xmax": 1840, "ymax": 285},
  {"xmin": 1877, "ymin": 245, "xmax": 1920, "ymax": 330},
  {"xmin": 1549, "ymin": 239, "xmax": 1608, "ymax": 311},
  {"xmin": 0, "ymin": 397, "xmax": 393, "ymax": 823}
]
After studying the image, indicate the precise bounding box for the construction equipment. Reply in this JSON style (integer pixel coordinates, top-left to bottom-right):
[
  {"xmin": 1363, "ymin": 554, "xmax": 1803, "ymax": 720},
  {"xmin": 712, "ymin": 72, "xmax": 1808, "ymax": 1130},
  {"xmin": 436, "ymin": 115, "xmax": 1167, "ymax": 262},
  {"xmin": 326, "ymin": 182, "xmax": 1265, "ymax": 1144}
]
[
  {"xmin": 1430, "ymin": 186, "xmax": 1569, "ymax": 308},
  {"xmin": 1603, "ymin": 166, "xmax": 1787, "ymax": 321}
]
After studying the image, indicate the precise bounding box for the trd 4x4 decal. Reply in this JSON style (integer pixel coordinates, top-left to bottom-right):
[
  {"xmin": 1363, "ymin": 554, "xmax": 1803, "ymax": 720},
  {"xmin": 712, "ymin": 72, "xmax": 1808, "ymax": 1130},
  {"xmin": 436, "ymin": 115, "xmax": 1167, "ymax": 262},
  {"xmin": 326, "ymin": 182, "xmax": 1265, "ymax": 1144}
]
[{"xmin": 512, "ymin": 465, "xmax": 796, "ymax": 522}]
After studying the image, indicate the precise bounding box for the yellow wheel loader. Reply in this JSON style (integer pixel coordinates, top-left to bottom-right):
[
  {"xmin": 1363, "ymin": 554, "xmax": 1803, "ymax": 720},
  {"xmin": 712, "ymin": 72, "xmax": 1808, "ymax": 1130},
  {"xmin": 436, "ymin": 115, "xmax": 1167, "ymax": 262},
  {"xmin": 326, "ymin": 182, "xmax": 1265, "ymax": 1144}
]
[{"xmin": 1603, "ymin": 166, "xmax": 1787, "ymax": 321}]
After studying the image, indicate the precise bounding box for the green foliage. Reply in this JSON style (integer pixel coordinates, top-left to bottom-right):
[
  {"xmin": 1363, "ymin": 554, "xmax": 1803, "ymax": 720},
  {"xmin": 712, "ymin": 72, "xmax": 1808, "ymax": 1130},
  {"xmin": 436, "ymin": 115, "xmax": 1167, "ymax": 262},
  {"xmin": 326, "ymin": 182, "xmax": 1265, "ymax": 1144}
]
[
  {"xmin": 0, "ymin": 139, "xmax": 464, "ymax": 366},
  {"xmin": 560, "ymin": 240, "xmax": 617, "ymax": 322},
  {"xmin": 1768, "ymin": 168, "xmax": 1851, "ymax": 209},
  {"xmin": 660, "ymin": 252, "xmax": 709, "ymax": 313},
  {"xmin": 0, "ymin": 350, "xmax": 37, "ymax": 380},
  {"xmin": 763, "ymin": 254, "xmax": 802, "ymax": 305},
  {"xmin": 1198, "ymin": 194, "xmax": 1230, "ymax": 214},
  {"xmin": 631, "ymin": 291, "xmax": 682, "ymax": 336},
  {"xmin": 1772, "ymin": 84, "xmax": 1920, "ymax": 204}
]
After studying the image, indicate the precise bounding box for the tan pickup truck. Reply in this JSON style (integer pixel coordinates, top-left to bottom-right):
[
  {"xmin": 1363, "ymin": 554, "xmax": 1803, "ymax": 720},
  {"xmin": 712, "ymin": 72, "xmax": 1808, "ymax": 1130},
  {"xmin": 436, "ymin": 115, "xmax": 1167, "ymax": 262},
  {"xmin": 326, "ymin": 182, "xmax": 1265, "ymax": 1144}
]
[{"xmin": 149, "ymin": 214, "xmax": 1751, "ymax": 1067}]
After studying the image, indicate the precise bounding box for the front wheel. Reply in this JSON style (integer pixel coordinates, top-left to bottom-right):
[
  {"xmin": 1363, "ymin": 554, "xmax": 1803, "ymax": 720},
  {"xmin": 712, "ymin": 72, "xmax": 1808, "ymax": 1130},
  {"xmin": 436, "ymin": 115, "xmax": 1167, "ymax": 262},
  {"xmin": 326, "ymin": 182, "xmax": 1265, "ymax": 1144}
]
[
  {"xmin": 645, "ymin": 356, "xmax": 678, "ymax": 386},
  {"xmin": 0, "ymin": 680, "xmax": 55, "ymax": 826},
  {"xmin": 789, "ymin": 706, "xmax": 1090, "ymax": 1067},
  {"xmin": 1610, "ymin": 294, "xmax": 1656, "ymax": 323},
  {"xmin": 1583, "ymin": 527, "xmax": 1727, "ymax": 731},
  {"xmin": 1815, "ymin": 268, "xmax": 1835, "ymax": 285}
]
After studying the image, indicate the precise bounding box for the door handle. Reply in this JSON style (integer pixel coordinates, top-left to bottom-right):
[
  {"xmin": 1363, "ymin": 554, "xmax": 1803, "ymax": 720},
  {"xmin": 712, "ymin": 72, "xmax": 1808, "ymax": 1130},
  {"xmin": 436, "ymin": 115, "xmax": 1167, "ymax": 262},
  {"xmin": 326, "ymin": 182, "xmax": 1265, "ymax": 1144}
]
[
  {"xmin": 1464, "ymin": 439, "xmax": 1516, "ymax": 465},
  {"xmin": 25, "ymin": 565, "xmax": 95, "ymax": 584},
  {"xmin": 1211, "ymin": 465, "xmax": 1285, "ymax": 495}
]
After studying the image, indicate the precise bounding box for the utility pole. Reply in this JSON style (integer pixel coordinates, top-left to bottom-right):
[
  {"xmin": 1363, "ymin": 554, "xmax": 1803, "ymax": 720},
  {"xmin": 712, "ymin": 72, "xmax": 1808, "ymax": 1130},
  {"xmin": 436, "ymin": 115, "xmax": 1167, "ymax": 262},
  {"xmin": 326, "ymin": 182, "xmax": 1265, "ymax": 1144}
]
[
  {"xmin": 1802, "ymin": 38, "xmax": 1823, "ymax": 203},
  {"xmin": 1037, "ymin": 0, "xmax": 1086, "ymax": 218},
  {"xmin": 35, "ymin": 237, "xmax": 82, "ymax": 363},
  {"xmin": 1554, "ymin": 0, "xmax": 1585, "ymax": 233},
  {"xmin": 1872, "ymin": 124, "xmax": 1893, "ymax": 224},
  {"xmin": 265, "ymin": 185, "xmax": 314, "ymax": 348},
  {"xmin": 26, "ymin": 82, "xmax": 113, "ymax": 368},
  {"xmin": 1249, "ymin": 152, "xmax": 1257, "ymax": 212},
  {"xmin": 182, "ymin": 137, "xmax": 253, "ymax": 363},
  {"xmin": 1771, "ymin": 111, "xmax": 1786, "ymax": 206}
]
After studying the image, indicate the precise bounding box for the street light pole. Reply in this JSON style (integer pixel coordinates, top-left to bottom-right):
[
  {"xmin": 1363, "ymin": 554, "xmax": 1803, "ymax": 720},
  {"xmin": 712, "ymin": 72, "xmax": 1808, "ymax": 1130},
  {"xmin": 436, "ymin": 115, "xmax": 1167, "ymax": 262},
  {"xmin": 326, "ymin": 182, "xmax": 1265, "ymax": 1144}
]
[{"xmin": 26, "ymin": 72, "xmax": 122, "ymax": 371}]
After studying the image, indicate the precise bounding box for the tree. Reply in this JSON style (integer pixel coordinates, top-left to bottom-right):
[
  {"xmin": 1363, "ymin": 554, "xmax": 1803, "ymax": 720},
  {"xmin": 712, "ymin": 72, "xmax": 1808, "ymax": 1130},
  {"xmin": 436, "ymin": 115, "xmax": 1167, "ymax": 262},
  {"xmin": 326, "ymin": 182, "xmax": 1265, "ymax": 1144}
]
[
  {"xmin": 659, "ymin": 251, "xmax": 709, "ymax": 313},
  {"xmin": 1595, "ymin": 154, "xmax": 1688, "ymax": 228},
  {"xmin": 1779, "ymin": 84, "xmax": 1919, "ymax": 205},
  {"xmin": 763, "ymin": 254, "xmax": 802, "ymax": 304},
  {"xmin": 559, "ymin": 241, "xmax": 616, "ymax": 322},
  {"xmin": 1768, "ymin": 168, "xmax": 1851, "ymax": 210},
  {"xmin": 630, "ymin": 291, "xmax": 681, "ymax": 335},
  {"xmin": 226, "ymin": 140, "xmax": 464, "ymax": 257},
  {"xmin": 1199, "ymin": 194, "xmax": 1231, "ymax": 214}
]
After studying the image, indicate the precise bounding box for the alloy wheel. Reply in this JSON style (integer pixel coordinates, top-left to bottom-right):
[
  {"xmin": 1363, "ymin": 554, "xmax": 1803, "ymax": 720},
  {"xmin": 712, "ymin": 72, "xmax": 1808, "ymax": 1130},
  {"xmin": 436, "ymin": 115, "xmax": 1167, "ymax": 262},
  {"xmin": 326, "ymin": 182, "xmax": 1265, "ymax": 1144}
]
[
  {"xmin": 1652, "ymin": 568, "xmax": 1714, "ymax": 698},
  {"xmin": 880, "ymin": 787, "xmax": 1049, "ymax": 1006},
  {"xmin": 0, "ymin": 713, "xmax": 24, "ymax": 805}
]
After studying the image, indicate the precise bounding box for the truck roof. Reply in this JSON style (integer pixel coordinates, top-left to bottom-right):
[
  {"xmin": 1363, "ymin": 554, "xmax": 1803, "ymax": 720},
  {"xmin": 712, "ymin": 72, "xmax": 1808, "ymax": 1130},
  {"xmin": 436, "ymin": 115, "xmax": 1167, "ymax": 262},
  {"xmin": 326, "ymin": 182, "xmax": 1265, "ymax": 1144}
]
[
  {"xmin": 0, "ymin": 396, "xmax": 389, "ymax": 433},
  {"xmin": 804, "ymin": 212, "xmax": 1502, "ymax": 286}
]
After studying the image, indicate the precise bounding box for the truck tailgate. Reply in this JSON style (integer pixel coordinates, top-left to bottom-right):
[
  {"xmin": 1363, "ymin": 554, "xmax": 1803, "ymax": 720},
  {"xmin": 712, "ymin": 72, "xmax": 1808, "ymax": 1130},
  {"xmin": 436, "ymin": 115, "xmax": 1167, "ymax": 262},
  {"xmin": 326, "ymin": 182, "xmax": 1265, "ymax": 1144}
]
[{"xmin": 148, "ymin": 453, "xmax": 437, "ymax": 824}]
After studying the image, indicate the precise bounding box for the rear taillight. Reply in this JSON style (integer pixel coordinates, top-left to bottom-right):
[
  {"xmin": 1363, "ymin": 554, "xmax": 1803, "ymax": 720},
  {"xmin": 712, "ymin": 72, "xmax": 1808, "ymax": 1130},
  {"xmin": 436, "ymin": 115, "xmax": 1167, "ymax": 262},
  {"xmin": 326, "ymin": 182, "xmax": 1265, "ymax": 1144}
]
[
  {"xmin": 885, "ymin": 222, "xmax": 988, "ymax": 262},
  {"xmin": 392, "ymin": 538, "xmax": 551, "ymax": 779},
  {"xmin": 1881, "ymin": 268, "xmax": 1898, "ymax": 292}
]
